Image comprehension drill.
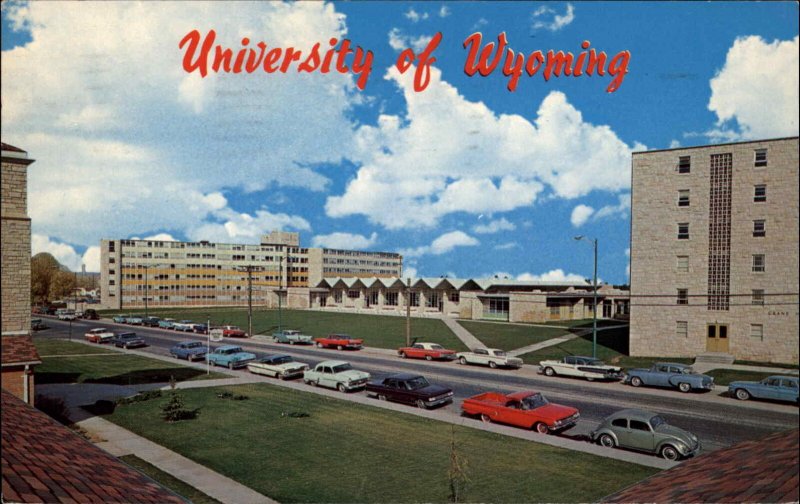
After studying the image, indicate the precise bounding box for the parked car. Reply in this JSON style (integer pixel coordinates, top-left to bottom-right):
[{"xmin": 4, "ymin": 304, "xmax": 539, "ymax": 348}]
[
  {"xmin": 113, "ymin": 332, "xmax": 146, "ymax": 349},
  {"xmin": 31, "ymin": 318, "xmax": 48, "ymax": 331},
  {"xmin": 112, "ymin": 314, "xmax": 129, "ymax": 324},
  {"xmin": 81, "ymin": 309, "xmax": 99, "ymax": 320},
  {"xmin": 397, "ymin": 342, "xmax": 457, "ymax": 361},
  {"xmin": 314, "ymin": 334, "xmax": 363, "ymax": 350},
  {"xmin": 247, "ymin": 354, "xmax": 309, "ymax": 380},
  {"xmin": 126, "ymin": 314, "xmax": 144, "ymax": 325},
  {"xmin": 303, "ymin": 360, "xmax": 370, "ymax": 392},
  {"xmin": 728, "ymin": 375, "xmax": 799, "ymax": 404},
  {"xmin": 84, "ymin": 328, "xmax": 115, "ymax": 344},
  {"xmin": 591, "ymin": 409, "xmax": 701, "ymax": 461},
  {"xmin": 206, "ymin": 345, "xmax": 256, "ymax": 369},
  {"xmin": 44, "ymin": 305, "xmax": 60, "ymax": 315},
  {"xmin": 141, "ymin": 316, "xmax": 160, "ymax": 327},
  {"xmin": 158, "ymin": 318, "xmax": 176, "ymax": 329},
  {"xmin": 170, "ymin": 341, "xmax": 208, "ymax": 361},
  {"xmin": 191, "ymin": 323, "xmax": 208, "ymax": 334},
  {"xmin": 538, "ymin": 356, "xmax": 623, "ymax": 381},
  {"xmin": 366, "ymin": 373, "xmax": 454, "ymax": 409},
  {"xmin": 456, "ymin": 348, "xmax": 523, "ymax": 369},
  {"xmin": 273, "ymin": 329, "xmax": 314, "ymax": 345},
  {"xmin": 624, "ymin": 363, "xmax": 714, "ymax": 393},
  {"xmin": 220, "ymin": 325, "xmax": 247, "ymax": 338},
  {"xmin": 173, "ymin": 320, "xmax": 196, "ymax": 332},
  {"xmin": 461, "ymin": 391, "xmax": 579, "ymax": 434},
  {"xmin": 56, "ymin": 309, "xmax": 77, "ymax": 321}
]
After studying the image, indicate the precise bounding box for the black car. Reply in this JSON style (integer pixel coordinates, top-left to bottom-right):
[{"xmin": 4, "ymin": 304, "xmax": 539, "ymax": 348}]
[
  {"xmin": 366, "ymin": 373, "xmax": 454, "ymax": 409},
  {"xmin": 82, "ymin": 309, "xmax": 99, "ymax": 320},
  {"xmin": 113, "ymin": 332, "xmax": 146, "ymax": 349},
  {"xmin": 141, "ymin": 316, "xmax": 160, "ymax": 327}
]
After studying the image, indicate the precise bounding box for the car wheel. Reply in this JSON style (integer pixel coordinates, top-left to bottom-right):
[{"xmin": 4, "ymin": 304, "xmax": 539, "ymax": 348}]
[
  {"xmin": 228, "ymin": 362, "xmax": 235, "ymax": 370},
  {"xmin": 489, "ymin": 361, "xmax": 497, "ymax": 369},
  {"xmin": 480, "ymin": 414, "xmax": 491, "ymax": 424},
  {"xmin": 735, "ymin": 388, "xmax": 751, "ymax": 401},
  {"xmin": 425, "ymin": 355, "xmax": 433, "ymax": 361},
  {"xmin": 586, "ymin": 377, "xmax": 594, "ymax": 382},
  {"xmin": 399, "ymin": 351, "xmax": 406, "ymax": 359},
  {"xmin": 660, "ymin": 445, "xmax": 680, "ymax": 461},
  {"xmin": 416, "ymin": 399, "xmax": 427, "ymax": 409},
  {"xmin": 170, "ymin": 353, "xmax": 178, "ymax": 359},
  {"xmin": 678, "ymin": 382, "xmax": 692, "ymax": 393},
  {"xmin": 304, "ymin": 379, "xmax": 311, "ymax": 386},
  {"xmin": 459, "ymin": 357, "xmax": 467, "ymax": 365},
  {"xmin": 289, "ymin": 340, "xmax": 295, "ymax": 345},
  {"xmin": 378, "ymin": 394, "xmax": 387, "ymax": 401},
  {"xmin": 337, "ymin": 345, "xmax": 344, "ymax": 351},
  {"xmin": 544, "ymin": 367, "xmax": 555, "ymax": 377},
  {"xmin": 630, "ymin": 376, "xmax": 643, "ymax": 387},
  {"xmin": 534, "ymin": 422, "xmax": 549, "ymax": 434},
  {"xmin": 337, "ymin": 383, "xmax": 347, "ymax": 393},
  {"xmin": 599, "ymin": 434, "xmax": 616, "ymax": 448},
  {"xmin": 316, "ymin": 342, "xmax": 323, "ymax": 348}
]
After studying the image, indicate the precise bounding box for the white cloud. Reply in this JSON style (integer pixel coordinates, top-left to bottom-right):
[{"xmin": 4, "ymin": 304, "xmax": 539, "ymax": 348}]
[
  {"xmin": 388, "ymin": 28, "xmax": 433, "ymax": 53},
  {"xmin": 494, "ymin": 242, "xmax": 518, "ymax": 250},
  {"xmin": 625, "ymin": 247, "xmax": 630, "ymax": 278},
  {"xmin": 707, "ymin": 35, "xmax": 799, "ymax": 140},
  {"xmin": 571, "ymin": 205, "xmax": 595, "ymax": 227},
  {"xmin": 400, "ymin": 231, "xmax": 479, "ymax": 257},
  {"xmin": 473, "ymin": 217, "xmax": 516, "ymax": 234},
  {"xmin": 439, "ymin": 6, "xmax": 451, "ymax": 18},
  {"xmin": 404, "ymin": 8, "xmax": 429, "ymax": 22},
  {"xmin": 326, "ymin": 65, "xmax": 637, "ymax": 230},
  {"xmin": 669, "ymin": 139, "xmax": 681, "ymax": 149},
  {"xmin": 186, "ymin": 207, "xmax": 311, "ymax": 244},
  {"xmin": 143, "ymin": 233, "xmax": 178, "ymax": 242},
  {"xmin": 532, "ymin": 3, "xmax": 575, "ymax": 32},
  {"xmin": 517, "ymin": 269, "xmax": 588, "ymax": 283},
  {"xmin": 401, "ymin": 265, "xmax": 418, "ymax": 279},
  {"xmin": 2, "ymin": 2, "xmax": 354, "ymax": 247},
  {"xmin": 312, "ymin": 232, "xmax": 378, "ymax": 249},
  {"xmin": 32, "ymin": 234, "xmax": 100, "ymax": 272}
]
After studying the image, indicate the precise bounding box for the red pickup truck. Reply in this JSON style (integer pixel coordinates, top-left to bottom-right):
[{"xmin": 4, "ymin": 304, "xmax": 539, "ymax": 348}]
[
  {"xmin": 314, "ymin": 334, "xmax": 363, "ymax": 350},
  {"xmin": 461, "ymin": 391, "xmax": 579, "ymax": 434}
]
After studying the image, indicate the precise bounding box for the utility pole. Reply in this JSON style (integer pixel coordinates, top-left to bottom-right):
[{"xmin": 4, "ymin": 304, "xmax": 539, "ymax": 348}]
[
  {"xmin": 405, "ymin": 277, "xmax": 411, "ymax": 346},
  {"xmin": 235, "ymin": 265, "xmax": 264, "ymax": 338},
  {"xmin": 143, "ymin": 264, "xmax": 149, "ymax": 318},
  {"xmin": 278, "ymin": 256, "xmax": 283, "ymax": 333},
  {"xmin": 574, "ymin": 236, "xmax": 599, "ymax": 359}
]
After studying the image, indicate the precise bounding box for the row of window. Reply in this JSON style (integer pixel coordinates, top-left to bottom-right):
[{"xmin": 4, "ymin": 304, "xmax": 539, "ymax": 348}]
[
  {"xmin": 676, "ymin": 149, "xmax": 767, "ymax": 174},
  {"xmin": 676, "ymin": 288, "xmax": 769, "ymax": 305},
  {"xmin": 676, "ymin": 185, "xmax": 767, "ymax": 207},
  {"xmin": 677, "ymin": 222, "xmax": 767, "ymax": 239},
  {"xmin": 675, "ymin": 321, "xmax": 765, "ymax": 340}
]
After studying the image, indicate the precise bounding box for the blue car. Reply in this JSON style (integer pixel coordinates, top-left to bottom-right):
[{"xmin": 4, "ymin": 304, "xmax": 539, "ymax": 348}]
[
  {"xmin": 624, "ymin": 362, "xmax": 714, "ymax": 393},
  {"xmin": 729, "ymin": 375, "xmax": 799, "ymax": 404},
  {"xmin": 112, "ymin": 314, "xmax": 129, "ymax": 323},
  {"xmin": 170, "ymin": 341, "xmax": 208, "ymax": 361},
  {"xmin": 206, "ymin": 345, "xmax": 256, "ymax": 369},
  {"xmin": 158, "ymin": 318, "xmax": 176, "ymax": 329}
]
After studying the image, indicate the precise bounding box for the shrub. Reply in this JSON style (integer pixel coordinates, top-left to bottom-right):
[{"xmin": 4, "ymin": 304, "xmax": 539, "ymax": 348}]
[
  {"xmin": 161, "ymin": 391, "xmax": 200, "ymax": 422},
  {"xmin": 35, "ymin": 394, "xmax": 71, "ymax": 424},
  {"xmin": 116, "ymin": 390, "xmax": 162, "ymax": 405}
]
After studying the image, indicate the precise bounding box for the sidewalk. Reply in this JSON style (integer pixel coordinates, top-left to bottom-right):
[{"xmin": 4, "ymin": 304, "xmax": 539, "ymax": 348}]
[
  {"xmin": 438, "ymin": 316, "xmax": 485, "ymax": 349},
  {"xmin": 692, "ymin": 362, "xmax": 800, "ymax": 375}
]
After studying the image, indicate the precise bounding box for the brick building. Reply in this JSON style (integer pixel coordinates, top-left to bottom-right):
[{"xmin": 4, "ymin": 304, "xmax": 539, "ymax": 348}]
[{"xmin": 630, "ymin": 137, "xmax": 799, "ymax": 363}]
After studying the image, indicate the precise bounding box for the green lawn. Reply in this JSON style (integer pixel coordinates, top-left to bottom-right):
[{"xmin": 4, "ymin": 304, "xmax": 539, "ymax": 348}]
[
  {"xmin": 33, "ymin": 338, "xmax": 227, "ymax": 385},
  {"xmin": 706, "ymin": 369, "xmax": 775, "ymax": 386},
  {"xmin": 101, "ymin": 383, "xmax": 656, "ymax": 503},
  {"xmin": 103, "ymin": 308, "xmax": 467, "ymax": 351},
  {"xmin": 517, "ymin": 327, "xmax": 693, "ymax": 369},
  {"xmin": 733, "ymin": 360, "xmax": 799, "ymax": 370},
  {"xmin": 457, "ymin": 321, "xmax": 571, "ymax": 351},
  {"xmin": 119, "ymin": 455, "xmax": 222, "ymax": 504}
]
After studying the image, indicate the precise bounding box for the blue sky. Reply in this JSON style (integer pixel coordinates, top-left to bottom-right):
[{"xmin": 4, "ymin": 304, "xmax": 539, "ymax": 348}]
[{"xmin": 2, "ymin": 1, "xmax": 798, "ymax": 283}]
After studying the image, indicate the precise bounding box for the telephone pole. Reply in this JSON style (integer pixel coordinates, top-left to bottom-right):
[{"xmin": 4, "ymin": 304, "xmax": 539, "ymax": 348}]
[
  {"xmin": 405, "ymin": 277, "xmax": 411, "ymax": 346},
  {"xmin": 235, "ymin": 265, "xmax": 264, "ymax": 338}
]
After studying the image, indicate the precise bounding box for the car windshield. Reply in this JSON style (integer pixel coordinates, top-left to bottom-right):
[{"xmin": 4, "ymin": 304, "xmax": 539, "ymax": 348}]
[
  {"xmin": 406, "ymin": 376, "xmax": 430, "ymax": 390},
  {"xmin": 650, "ymin": 415, "xmax": 667, "ymax": 429},
  {"xmin": 493, "ymin": 350, "xmax": 507, "ymax": 357},
  {"xmin": 332, "ymin": 364, "xmax": 353, "ymax": 373},
  {"xmin": 227, "ymin": 347, "xmax": 243, "ymax": 354},
  {"xmin": 521, "ymin": 393, "xmax": 549, "ymax": 410},
  {"xmin": 274, "ymin": 356, "xmax": 293, "ymax": 365}
]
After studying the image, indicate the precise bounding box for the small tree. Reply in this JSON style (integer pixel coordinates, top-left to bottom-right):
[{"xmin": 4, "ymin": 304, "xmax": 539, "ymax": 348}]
[
  {"xmin": 160, "ymin": 376, "xmax": 199, "ymax": 422},
  {"xmin": 447, "ymin": 426, "xmax": 469, "ymax": 503}
]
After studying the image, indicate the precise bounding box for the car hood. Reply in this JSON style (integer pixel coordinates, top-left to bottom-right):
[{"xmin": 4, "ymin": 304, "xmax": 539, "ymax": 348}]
[
  {"xmin": 335, "ymin": 370, "xmax": 370, "ymax": 381},
  {"xmin": 655, "ymin": 424, "xmax": 696, "ymax": 446},
  {"xmin": 415, "ymin": 384, "xmax": 453, "ymax": 397},
  {"xmin": 533, "ymin": 403, "xmax": 578, "ymax": 420}
]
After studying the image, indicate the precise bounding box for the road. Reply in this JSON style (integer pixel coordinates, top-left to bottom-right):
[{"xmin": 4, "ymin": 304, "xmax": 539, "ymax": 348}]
[{"xmin": 40, "ymin": 317, "xmax": 798, "ymax": 453}]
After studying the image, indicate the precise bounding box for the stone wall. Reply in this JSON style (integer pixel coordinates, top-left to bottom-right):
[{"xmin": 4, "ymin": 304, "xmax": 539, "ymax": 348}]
[{"xmin": 1, "ymin": 159, "xmax": 32, "ymax": 335}]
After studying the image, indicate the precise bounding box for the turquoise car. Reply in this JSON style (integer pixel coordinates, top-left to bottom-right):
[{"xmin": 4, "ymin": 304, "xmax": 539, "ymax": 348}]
[
  {"xmin": 729, "ymin": 375, "xmax": 799, "ymax": 404},
  {"xmin": 112, "ymin": 314, "xmax": 129, "ymax": 323},
  {"xmin": 206, "ymin": 345, "xmax": 256, "ymax": 369},
  {"xmin": 273, "ymin": 329, "xmax": 314, "ymax": 345}
]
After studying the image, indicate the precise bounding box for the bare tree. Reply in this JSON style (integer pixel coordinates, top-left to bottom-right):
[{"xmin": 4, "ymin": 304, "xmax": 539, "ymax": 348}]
[{"xmin": 447, "ymin": 426, "xmax": 469, "ymax": 503}]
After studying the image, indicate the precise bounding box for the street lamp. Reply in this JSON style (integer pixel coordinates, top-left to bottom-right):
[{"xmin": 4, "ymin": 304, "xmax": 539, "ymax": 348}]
[{"xmin": 574, "ymin": 235, "xmax": 598, "ymax": 359}]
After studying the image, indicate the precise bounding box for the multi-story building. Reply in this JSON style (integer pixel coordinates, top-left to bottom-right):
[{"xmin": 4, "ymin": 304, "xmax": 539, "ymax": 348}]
[
  {"xmin": 630, "ymin": 137, "xmax": 799, "ymax": 363},
  {"xmin": 100, "ymin": 230, "xmax": 402, "ymax": 310}
]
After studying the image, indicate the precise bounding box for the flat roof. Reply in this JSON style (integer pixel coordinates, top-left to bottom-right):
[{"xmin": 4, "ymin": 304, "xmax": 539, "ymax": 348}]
[{"xmin": 632, "ymin": 136, "xmax": 798, "ymax": 156}]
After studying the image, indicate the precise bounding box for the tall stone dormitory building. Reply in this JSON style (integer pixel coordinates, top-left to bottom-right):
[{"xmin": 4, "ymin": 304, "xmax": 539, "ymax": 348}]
[{"xmin": 630, "ymin": 137, "xmax": 799, "ymax": 364}]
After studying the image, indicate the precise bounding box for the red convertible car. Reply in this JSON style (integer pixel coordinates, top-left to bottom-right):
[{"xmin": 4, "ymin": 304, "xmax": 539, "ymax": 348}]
[
  {"xmin": 314, "ymin": 334, "xmax": 363, "ymax": 350},
  {"xmin": 397, "ymin": 342, "xmax": 457, "ymax": 361},
  {"xmin": 461, "ymin": 391, "xmax": 579, "ymax": 434}
]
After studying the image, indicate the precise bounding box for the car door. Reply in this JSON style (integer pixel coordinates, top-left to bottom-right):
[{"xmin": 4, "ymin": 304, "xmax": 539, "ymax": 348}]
[
  {"xmin": 627, "ymin": 419, "xmax": 655, "ymax": 452},
  {"xmin": 320, "ymin": 366, "xmax": 336, "ymax": 388},
  {"xmin": 394, "ymin": 379, "xmax": 413, "ymax": 404},
  {"xmin": 779, "ymin": 379, "xmax": 799, "ymax": 402},
  {"xmin": 651, "ymin": 364, "xmax": 672, "ymax": 387},
  {"xmin": 505, "ymin": 400, "xmax": 532, "ymax": 428}
]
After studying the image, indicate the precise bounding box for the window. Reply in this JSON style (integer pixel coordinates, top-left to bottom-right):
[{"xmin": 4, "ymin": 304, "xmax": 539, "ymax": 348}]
[
  {"xmin": 752, "ymin": 254, "xmax": 765, "ymax": 272},
  {"xmin": 347, "ymin": 290, "xmax": 360, "ymax": 299},
  {"xmin": 385, "ymin": 291, "xmax": 398, "ymax": 306},
  {"xmin": 754, "ymin": 148, "xmax": 767, "ymax": 167},
  {"xmin": 753, "ymin": 220, "xmax": 765, "ymax": 237},
  {"xmin": 754, "ymin": 185, "xmax": 767, "ymax": 202},
  {"xmin": 678, "ymin": 190, "xmax": 690, "ymax": 207},
  {"xmin": 426, "ymin": 292, "xmax": 439, "ymax": 308},
  {"xmin": 108, "ymin": 242, "xmax": 115, "ymax": 252},
  {"xmin": 750, "ymin": 324, "xmax": 763, "ymax": 340},
  {"xmin": 409, "ymin": 292, "xmax": 419, "ymax": 307},
  {"xmin": 678, "ymin": 156, "xmax": 691, "ymax": 173},
  {"xmin": 677, "ymin": 223, "xmax": 689, "ymax": 240},
  {"xmin": 630, "ymin": 420, "xmax": 651, "ymax": 432},
  {"xmin": 676, "ymin": 321, "xmax": 688, "ymax": 338},
  {"xmin": 449, "ymin": 291, "xmax": 460, "ymax": 303},
  {"xmin": 611, "ymin": 418, "xmax": 627, "ymax": 428},
  {"xmin": 677, "ymin": 256, "xmax": 689, "ymax": 272},
  {"xmin": 333, "ymin": 291, "xmax": 343, "ymax": 304},
  {"xmin": 751, "ymin": 290, "xmax": 764, "ymax": 305},
  {"xmin": 677, "ymin": 289, "xmax": 688, "ymax": 305}
]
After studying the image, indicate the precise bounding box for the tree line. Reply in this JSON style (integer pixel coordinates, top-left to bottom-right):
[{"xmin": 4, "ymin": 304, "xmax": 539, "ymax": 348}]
[{"xmin": 31, "ymin": 253, "xmax": 97, "ymax": 305}]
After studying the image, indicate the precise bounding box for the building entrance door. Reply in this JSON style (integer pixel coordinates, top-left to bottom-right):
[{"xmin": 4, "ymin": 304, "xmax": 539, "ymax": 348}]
[{"xmin": 706, "ymin": 324, "xmax": 729, "ymax": 352}]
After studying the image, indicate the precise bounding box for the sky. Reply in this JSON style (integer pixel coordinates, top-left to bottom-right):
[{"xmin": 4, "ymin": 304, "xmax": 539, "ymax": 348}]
[{"xmin": 2, "ymin": 1, "xmax": 798, "ymax": 283}]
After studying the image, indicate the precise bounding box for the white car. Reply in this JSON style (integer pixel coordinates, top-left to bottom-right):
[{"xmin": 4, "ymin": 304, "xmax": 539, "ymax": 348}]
[
  {"xmin": 57, "ymin": 309, "xmax": 77, "ymax": 321},
  {"xmin": 84, "ymin": 328, "xmax": 115, "ymax": 343},
  {"xmin": 538, "ymin": 356, "xmax": 623, "ymax": 381},
  {"xmin": 456, "ymin": 348, "xmax": 523, "ymax": 369},
  {"xmin": 247, "ymin": 354, "xmax": 309, "ymax": 380}
]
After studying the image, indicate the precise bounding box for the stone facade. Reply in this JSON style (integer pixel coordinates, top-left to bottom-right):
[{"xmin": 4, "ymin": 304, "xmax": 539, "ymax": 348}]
[
  {"xmin": 630, "ymin": 137, "xmax": 799, "ymax": 363},
  {"xmin": 1, "ymin": 153, "xmax": 33, "ymax": 336}
]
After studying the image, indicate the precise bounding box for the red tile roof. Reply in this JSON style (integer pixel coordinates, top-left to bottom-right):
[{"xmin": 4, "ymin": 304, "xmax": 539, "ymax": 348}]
[
  {"xmin": 1, "ymin": 335, "xmax": 41, "ymax": 366},
  {"xmin": 604, "ymin": 429, "xmax": 799, "ymax": 503},
  {"xmin": 0, "ymin": 142, "xmax": 27, "ymax": 153},
  {"xmin": 1, "ymin": 390, "xmax": 185, "ymax": 503}
]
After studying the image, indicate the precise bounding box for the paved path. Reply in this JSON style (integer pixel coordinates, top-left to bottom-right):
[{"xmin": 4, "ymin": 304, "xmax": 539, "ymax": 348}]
[
  {"xmin": 507, "ymin": 324, "xmax": 630, "ymax": 357},
  {"xmin": 438, "ymin": 316, "xmax": 485, "ymax": 349},
  {"xmin": 692, "ymin": 362, "xmax": 800, "ymax": 375}
]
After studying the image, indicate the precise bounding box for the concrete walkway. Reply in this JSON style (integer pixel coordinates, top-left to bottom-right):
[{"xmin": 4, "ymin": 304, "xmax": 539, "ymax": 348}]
[
  {"xmin": 439, "ymin": 316, "xmax": 485, "ymax": 349},
  {"xmin": 507, "ymin": 333, "xmax": 582, "ymax": 357},
  {"xmin": 692, "ymin": 362, "xmax": 800, "ymax": 375}
]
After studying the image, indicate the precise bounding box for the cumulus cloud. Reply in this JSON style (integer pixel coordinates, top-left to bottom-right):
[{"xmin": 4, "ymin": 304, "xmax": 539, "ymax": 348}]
[
  {"xmin": 186, "ymin": 207, "xmax": 310, "ymax": 244},
  {"xmin": 571, "ymin": 205, "xmax": 595, "ymax": 227},
  {"xmin": 439, "ymin": 6, "xmax": 451, "ymax": 18},
  {"xmin": 326, "ymin": 65, "xmax": 638, "ymax": 229},
  {"xmin": 401, "ymin": 231, "xmax": 479, "ymax": 257},
  {"xmin": 312, "ymin": 232, "xmax": 378, "ymax": 249},
  {"xmin": 404, "ymin": 8, "xmax": 429, "ymax": 22},
  {"xmin": 517, "ymin": 269, "xmax": 588, "ymax": 283},
  {"xmin": 32, "ymin": 234, "xmax": 100, "ymax": 272},
  {"xmin": 494, "ymin": 242, "xmax": 518, "ymax": 250},
  {"xmin": 2, "ymin": 2, "xmax": 354, "ymax": 246},
  {"xmin": 388, "ymin": 28, "xmax": 434, "ymax": 53},
  {"xmin": 532, "ymin": 3, "xmax": 575, "ymax": 32},
  {"xmin": 707, "ymin": 35, "xmax": 799, "ymax": 140},
  {"xmin": 571, "ymin": 194, "xmax": 630, "ymax": 227},
  {"xmin": 402, "ymin": 265, "xmax": 419, "ymax": 279},
  {"xmin": 473, "ymin": 217, "xmax": 516, "ymax": 234}
]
